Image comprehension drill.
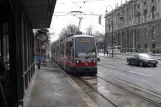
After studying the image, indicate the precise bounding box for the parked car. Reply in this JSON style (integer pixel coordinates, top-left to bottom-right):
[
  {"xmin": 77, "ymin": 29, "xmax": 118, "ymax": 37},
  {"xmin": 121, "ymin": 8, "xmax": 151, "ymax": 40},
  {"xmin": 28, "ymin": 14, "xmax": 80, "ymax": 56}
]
[{"xmin": 127, "ymin": 53, "xmax": 158, "ymax": 67}]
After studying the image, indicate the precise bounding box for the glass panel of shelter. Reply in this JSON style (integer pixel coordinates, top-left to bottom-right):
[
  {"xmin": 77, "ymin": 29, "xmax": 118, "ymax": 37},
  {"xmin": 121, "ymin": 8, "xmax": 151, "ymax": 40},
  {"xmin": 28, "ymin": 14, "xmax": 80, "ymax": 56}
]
[{"xmin": 0, "ymin": 22, "xmax": 10, "ymax": 70}]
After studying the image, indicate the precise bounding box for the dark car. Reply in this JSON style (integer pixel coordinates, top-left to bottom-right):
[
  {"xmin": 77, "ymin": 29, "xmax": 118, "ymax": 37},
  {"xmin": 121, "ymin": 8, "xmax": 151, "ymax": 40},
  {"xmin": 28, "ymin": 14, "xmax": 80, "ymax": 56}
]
[
  {"xmin": 97, "ymin": 55, "xmax": 100, "ymax": 61},
  {"xmin": 127, "ymin": 53, "xmax": 158, "ymax": 67}
]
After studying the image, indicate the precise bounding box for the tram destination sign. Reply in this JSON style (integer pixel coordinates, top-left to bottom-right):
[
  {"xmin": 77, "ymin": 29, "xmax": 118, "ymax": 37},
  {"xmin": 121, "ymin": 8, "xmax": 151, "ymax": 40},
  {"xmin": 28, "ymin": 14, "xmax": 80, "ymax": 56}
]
[{"xmin": 35, "ymin": 32, "xmax": 48, "ymax": 43}]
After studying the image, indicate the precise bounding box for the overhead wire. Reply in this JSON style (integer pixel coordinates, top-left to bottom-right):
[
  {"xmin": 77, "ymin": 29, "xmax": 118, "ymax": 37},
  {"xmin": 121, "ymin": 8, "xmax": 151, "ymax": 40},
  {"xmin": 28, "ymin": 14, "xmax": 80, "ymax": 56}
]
[
  {"xmin": 72, "ymin": 2, "xmax": 95, "ymax": 15},
  {"xmin": 59, "ymin": 0, "xmax": 105, "ymax": 4},
  {"xmin": 53, "ymin": 0, "xmax": 105, "ymax": 17}
]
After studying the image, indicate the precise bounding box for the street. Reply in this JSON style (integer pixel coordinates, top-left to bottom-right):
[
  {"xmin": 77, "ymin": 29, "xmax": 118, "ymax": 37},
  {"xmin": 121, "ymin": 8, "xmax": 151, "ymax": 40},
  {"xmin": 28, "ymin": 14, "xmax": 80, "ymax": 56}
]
[
  {"xmin": 67, "ymin": 56, "xmax": 161, "ymax": 107},
  {"xmin": 66, "ymin": 55, "xmax": 161, "ymax": 107},
  {"xmin": 97, "ymin": 55, "xmax": 161, "ymax": 97}
]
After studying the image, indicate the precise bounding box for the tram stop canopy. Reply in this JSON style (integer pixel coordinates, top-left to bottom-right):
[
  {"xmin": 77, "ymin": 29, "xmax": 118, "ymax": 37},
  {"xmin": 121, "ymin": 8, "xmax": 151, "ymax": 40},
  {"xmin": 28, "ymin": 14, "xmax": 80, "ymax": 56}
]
[{"xmin": 20, "ymin": 0, "xmax": 57, "ymax": 29}]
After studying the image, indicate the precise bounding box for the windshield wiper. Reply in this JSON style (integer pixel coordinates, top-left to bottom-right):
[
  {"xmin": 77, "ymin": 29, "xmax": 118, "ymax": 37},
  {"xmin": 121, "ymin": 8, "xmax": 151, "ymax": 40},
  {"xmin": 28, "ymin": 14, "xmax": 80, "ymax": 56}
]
[{"xmin": 85, "ymin": 52, "xmax": 93, "ymax": 59}]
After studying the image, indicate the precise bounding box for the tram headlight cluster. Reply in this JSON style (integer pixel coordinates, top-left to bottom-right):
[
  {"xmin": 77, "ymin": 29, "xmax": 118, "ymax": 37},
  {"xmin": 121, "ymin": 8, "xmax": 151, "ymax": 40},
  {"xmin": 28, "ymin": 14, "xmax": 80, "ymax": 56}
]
[
  {"xmin": 76, "ymin": 60, "xmax": 81, "ymax": 63},
  {"xmin": 91, "ymin": 60, "xmax": 96, "ymax": 63}
]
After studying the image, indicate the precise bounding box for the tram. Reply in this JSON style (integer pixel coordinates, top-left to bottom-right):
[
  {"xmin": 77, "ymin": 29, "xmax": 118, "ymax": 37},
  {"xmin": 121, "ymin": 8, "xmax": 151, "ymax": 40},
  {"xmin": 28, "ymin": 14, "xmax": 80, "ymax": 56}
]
[{"xmin": 51, "ymin": 34, "xmax": 97, "ymax": 75}]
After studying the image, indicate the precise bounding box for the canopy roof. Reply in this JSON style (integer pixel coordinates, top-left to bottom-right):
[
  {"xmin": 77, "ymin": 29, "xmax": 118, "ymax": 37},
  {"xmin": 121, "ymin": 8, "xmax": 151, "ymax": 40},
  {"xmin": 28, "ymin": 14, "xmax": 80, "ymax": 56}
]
[{"xmin": 20, "ymin": 0, "xmax": 57, "ymax": 29}]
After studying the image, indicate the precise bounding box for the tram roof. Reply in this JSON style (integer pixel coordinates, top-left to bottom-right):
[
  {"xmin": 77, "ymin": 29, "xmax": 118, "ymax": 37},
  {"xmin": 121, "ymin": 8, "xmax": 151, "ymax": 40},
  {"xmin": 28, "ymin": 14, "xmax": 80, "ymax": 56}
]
[{"xmin": 20, "ymin": 0, "xmax": 57, "ymax": 29}]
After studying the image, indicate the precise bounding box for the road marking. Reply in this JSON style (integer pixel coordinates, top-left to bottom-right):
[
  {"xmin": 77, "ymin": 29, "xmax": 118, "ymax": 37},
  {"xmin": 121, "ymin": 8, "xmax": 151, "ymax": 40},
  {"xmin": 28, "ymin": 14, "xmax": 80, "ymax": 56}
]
[
  {"xmin": 129, "ymin": 71, "xmax": 150, "ymax": 77},
  {"xmin": 99, "ymin": 64, "xmax": 150, "ymax": 77}
]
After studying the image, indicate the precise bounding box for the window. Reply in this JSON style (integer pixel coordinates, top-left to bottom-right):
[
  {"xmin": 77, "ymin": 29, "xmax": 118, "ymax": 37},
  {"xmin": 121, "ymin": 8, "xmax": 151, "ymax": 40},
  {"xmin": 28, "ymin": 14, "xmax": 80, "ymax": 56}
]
[
  {"xmin": 108, "ymin": 24, "xmax": 110, "ymax": 31},
  {"xmin": 138, "ymin": 5, "xmax": 140, "ymax": 8},
  {"xmin": 144, "ymin": 44, "xmax": 147, "ymax": 48},
  {"xmin": 138, "ymin": 12, "xmax": 141, "ymax": 23},
  {"xmin": 151, "ymin": 6, "xmax": 156, "ymax": 19},
  {"xmin": 138, "ymin": 44, "xmax": 141, "ymax": 49},
  {"xmin": 152, "ymin": 27, "xmax": 156, "ymax": 39},
  {"xmin": 144, "ymin": 28, "xmax": 147, "ymax": 40},
  {"xmin": 0, "ymin": 30, "xmax": 1, "ymax": 57},
  {"xmin": 133, "ymin": 53, "xmax": 139, "ymax": 58},
  {"xmin": 144, "ymin": 2, "xmax": 146, "ymax": 5},
  {"xmin": 60, "ymin": 43, "xmax": 64, "ymax": 58},
  {"xmin": 75, "ymin": 37, "xmax": 96, "ymax": 58},
  {"xmin": 144, "ymin": 9, "xmax": 148, "ymax": 22},
  {"xmin": 152, "ymin": 43, "xmax": 155, "ymax": 48},
  {"xmin": 138, "ymin": 30, "xmax": 140, "ymax": 41},
  {"xmin": 3, "ymin": 24, "xmax": 9, "ymax": 70},
  {"xmin": 66, "ymin": 41, "xmax": 72, "ymax": 56}
]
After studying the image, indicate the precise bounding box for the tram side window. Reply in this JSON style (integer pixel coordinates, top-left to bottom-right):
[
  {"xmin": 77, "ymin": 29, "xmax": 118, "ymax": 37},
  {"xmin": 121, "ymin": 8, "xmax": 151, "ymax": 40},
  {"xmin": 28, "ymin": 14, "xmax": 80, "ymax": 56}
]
[
  {"xmin": 3, "ymin": 33, "xmax": 9, "ymax": 70},
  {"xmin": 56, "ymin": 46, "xmax": 59, "ymax": 59},
  {"xmin": 66, "ymin": 42, "xmax": 71, "ymax": 57},
  {"xmin": 60, "ymin": 44, "xmax": 64, "ymax": 58}
]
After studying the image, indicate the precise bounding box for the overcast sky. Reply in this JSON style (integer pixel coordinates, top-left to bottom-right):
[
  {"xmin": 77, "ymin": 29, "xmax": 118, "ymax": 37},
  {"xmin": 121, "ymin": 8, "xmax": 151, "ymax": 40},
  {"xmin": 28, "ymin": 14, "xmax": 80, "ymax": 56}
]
[{"xmin": 50, "ymin": 0, "xmax": 127, "ymax": 42}]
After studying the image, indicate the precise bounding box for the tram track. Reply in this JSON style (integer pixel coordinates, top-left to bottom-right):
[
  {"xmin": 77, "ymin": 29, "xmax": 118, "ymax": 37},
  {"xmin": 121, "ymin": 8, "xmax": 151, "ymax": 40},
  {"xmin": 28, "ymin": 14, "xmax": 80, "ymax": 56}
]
[
  {"xmin": 97, "ymin": 74, "xmax": 161, "ymax": 107},
  {"xmin": 98, "ymin": 63, "xmax": 161, "ymax": 99},
  {"xmin": 78, "ymin": 75, "xmax": 161, "ymax": 107},
  {"xmin": 77, "ymin": 76, "xmax": 118, "ymax": 107}
]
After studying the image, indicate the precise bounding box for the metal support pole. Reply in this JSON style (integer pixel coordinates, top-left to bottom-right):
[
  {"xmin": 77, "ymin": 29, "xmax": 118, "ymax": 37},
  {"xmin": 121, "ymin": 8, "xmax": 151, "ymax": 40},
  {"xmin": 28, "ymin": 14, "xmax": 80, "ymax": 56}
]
[
  {"xmin": 133, "ymin": 30, "xmax": 135, "ymax": 52},
  {"xmin": 78, "ymin": 17, "xmax": 82, "ymax": 31},
  {"xmin": 105, "ymin": 5, "xmax": 114, "ymax": 57},
  {"xmin": 112, "ymin": 12, "xmax": 114, "ymax": 57},
  {"xmin": 40, "ymin": 42, "xmax": 42, "ymax": 64}
]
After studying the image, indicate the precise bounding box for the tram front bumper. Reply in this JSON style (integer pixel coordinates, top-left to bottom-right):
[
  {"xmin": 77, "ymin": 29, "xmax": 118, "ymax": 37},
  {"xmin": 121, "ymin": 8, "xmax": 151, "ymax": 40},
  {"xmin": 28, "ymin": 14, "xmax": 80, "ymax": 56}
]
[{"xmin": 70, "ymin": 66, "xmax": 97, "ymax": 74}]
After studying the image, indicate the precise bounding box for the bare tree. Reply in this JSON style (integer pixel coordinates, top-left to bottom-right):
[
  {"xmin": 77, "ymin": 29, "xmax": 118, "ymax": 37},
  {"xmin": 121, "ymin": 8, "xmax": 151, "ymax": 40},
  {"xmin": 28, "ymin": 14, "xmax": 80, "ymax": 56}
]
[
  {"xmin": 59, "ymin": 24, "xmax": 81, "ymax": 38},
  {"xmin": 86, "ymin": 25, "xmax": 93, "ymax": 35},
  {"xmin": 93, "ymin": 31, "xmax": 105, "ymax": 53}
]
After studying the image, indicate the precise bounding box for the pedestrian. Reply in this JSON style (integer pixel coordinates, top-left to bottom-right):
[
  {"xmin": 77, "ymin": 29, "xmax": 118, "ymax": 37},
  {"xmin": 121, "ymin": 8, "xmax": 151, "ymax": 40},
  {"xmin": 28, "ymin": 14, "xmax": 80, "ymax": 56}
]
[
  {"xmin": 36, "ymin": 54, "xmax": 41, "ymax": 69},
  {"xmin": 153, "ymin": 50, "xmax": 155, "ymax": 56},
  {"xmin": 48, "ymin": 54, "xmax": 50, "ymax": 58},
  {"xmin": 0, "ymin": 57, "xmax": 8, "ymax": 107},
  {"xmin": 106, "ymin": 50, "xmax": 109, "ymax": 56}
]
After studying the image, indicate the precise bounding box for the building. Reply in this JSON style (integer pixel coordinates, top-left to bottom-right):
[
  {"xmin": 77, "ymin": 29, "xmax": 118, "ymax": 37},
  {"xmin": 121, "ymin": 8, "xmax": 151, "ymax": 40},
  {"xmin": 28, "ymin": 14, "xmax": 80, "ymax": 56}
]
[{"xmin": 105, "ymin": 0, "xmax": 161, "ymax": 53}]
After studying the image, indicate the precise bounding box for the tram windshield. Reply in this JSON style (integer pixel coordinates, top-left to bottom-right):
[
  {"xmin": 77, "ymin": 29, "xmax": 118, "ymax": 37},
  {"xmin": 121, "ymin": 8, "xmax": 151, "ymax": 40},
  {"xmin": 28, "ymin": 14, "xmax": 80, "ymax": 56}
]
[{"xmin": 75, "ymin": 37, "xmax": 96, "ymax": 58}]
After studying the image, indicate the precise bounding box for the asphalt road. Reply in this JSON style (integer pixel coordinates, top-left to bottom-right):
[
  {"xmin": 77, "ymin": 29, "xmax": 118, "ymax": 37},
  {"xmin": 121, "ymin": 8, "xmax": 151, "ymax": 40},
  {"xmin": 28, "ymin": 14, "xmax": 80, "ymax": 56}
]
[{"xmin": 97, "ymin": 56, "xmax": 161, "ymax": 97}]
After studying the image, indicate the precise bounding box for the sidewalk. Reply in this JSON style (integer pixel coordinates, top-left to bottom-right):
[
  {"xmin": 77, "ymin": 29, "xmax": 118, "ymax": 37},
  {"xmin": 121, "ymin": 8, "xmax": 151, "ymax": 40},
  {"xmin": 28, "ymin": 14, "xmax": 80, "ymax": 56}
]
[{"xmin": 23, "ymin": 59, "xmax": 94, "ymax": 107}]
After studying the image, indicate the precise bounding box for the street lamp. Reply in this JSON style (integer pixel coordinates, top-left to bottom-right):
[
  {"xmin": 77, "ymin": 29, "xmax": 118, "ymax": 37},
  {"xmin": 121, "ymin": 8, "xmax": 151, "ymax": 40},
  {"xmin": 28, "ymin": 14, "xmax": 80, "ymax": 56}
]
[{"xmin": 105, "ymin": 5, "xmax": 114, "ymax": 57}]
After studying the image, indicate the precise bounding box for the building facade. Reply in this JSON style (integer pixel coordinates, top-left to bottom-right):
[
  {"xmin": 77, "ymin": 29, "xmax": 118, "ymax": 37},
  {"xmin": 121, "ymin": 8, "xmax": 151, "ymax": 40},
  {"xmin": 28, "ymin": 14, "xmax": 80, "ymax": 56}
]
[{"xmin": 105, "ymin": 0, "xmax": 161, "ymax": 53}]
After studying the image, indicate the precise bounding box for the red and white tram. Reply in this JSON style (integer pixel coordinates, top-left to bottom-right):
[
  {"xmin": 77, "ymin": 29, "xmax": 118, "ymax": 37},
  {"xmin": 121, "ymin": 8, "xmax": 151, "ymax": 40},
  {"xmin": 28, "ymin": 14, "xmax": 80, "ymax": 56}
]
[{"xmin": 51, "ymin": 34, "xmax": 97, "ymax": 75}]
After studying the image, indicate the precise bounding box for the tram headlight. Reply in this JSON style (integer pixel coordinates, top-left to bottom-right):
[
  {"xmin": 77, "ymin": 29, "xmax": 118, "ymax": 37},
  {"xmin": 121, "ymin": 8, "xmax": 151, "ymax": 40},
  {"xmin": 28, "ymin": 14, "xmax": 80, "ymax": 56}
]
[
  {"xmin": 91, "ymin": 60, "xmax": 96, "ymax": 63},
  {"xmin": 76, "ymin": 60, "xmax": 81, "ymax": 63}
]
